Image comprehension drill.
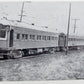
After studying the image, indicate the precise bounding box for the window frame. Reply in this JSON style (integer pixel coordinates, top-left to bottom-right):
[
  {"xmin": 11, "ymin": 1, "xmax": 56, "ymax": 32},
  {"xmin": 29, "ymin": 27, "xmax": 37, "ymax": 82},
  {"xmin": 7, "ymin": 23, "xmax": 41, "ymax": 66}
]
[{"xmin": 0, "ymin": 30, "xmax": 7, "ymax": 40}]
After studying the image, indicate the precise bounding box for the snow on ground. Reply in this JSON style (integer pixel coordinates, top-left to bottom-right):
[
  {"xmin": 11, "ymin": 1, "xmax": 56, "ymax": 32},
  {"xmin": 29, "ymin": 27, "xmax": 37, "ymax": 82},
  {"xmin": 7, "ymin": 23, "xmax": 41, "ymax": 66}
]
[{"xmin": 0, "ymin": 50, "xmax": 84, "ymax": 81}]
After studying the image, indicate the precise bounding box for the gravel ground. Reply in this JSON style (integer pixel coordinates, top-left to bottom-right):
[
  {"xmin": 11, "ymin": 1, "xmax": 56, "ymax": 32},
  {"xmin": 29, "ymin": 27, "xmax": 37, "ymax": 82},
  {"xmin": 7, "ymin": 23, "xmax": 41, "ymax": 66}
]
[{"xmin": 0, "ymin": 50, "xmax": 84, "ymax": 81}]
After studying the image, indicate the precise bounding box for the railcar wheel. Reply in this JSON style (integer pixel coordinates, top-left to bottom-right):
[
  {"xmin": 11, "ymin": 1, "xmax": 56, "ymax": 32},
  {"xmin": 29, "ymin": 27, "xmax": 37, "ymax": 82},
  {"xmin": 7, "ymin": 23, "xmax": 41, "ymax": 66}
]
[
  {"xmin": 10, "ymin": 50, "xmax": 23, "ymax": 59},
  {"xmin": 22, "ymin": 49, "xmax": 29, "ymax": 56},
  {"xmin": 3, "ymin": 55, "xmax": 11, "ymax": 59},
  {"xmin": 3, "ymin": 55, "xmax": 8, "ymax": 59}
]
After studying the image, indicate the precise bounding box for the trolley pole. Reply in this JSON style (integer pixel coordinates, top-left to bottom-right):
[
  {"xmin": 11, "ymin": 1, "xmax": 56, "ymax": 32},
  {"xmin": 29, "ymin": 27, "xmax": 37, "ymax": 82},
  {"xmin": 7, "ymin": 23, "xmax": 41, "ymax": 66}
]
[{"xmin": 66, "ymin": 3, "xmax": 71, "ymax": 55}]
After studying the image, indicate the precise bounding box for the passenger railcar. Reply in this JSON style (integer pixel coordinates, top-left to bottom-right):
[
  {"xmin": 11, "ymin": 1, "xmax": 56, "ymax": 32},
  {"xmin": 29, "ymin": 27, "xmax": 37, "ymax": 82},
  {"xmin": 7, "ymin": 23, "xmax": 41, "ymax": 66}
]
[
  {"xmin": 68, "ymin": 35, "xmax": 84, "ymax": 49},
  {"xmin": 0, "ymin": 23, "xmax": 59, "ymax": 59}
]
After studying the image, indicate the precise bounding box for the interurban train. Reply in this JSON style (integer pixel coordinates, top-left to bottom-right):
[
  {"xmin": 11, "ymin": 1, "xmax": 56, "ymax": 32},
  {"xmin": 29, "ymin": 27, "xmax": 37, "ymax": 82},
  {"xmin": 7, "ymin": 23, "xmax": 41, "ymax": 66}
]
[{"xmin": 0, "ymin": 23, "xmax": 84, "ymax": 59}]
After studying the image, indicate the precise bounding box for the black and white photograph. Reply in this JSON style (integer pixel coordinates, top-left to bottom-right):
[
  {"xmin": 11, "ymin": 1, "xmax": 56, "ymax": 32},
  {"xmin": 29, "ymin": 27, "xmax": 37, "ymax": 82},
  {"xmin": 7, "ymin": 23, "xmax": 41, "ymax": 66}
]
[{"xmin": 0, "ymin": 1, "xmax": 84, "ymax": 82}]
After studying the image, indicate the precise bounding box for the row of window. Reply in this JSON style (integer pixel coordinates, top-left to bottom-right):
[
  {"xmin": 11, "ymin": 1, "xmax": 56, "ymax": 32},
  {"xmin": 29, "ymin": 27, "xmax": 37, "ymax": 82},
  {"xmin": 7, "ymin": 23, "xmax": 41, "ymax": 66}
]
[
  {"xmin": 16, "ymin": 33, "xmax": 57, "ymax": 40},
  {"xmin": 16, "ymin": 33, "xmax": 84, "ymax": 41},
  {"xmin": 68, "ymin": 38, "xmax": 84, "ymax": 41}
]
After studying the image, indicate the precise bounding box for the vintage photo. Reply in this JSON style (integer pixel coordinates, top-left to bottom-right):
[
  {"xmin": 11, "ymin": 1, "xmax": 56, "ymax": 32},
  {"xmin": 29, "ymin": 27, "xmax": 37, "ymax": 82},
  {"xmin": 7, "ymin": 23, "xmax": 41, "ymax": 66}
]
[{"xmin": 0, "ymin": 1, "xmax": 84, "ymax": 81}]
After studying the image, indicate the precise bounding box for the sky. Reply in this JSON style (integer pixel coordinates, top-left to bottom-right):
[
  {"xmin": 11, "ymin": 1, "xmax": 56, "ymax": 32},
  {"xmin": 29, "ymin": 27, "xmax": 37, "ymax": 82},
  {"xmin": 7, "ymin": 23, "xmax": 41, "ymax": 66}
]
[{"xmin": 0, "ymin": 1, "xmax": 84, "ymax": 36}]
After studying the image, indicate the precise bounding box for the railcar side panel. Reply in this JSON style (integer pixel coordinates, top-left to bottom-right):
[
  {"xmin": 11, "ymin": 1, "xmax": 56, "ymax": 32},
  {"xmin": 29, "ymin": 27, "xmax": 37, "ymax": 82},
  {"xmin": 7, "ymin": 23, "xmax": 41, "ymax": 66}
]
[
  {"xmin": 68, "ymin": 36, "xmax": 84, "ymax": 47},
  {"xmin": 11, "ymin": 26, "xmax": 59, "ymax": 49}
]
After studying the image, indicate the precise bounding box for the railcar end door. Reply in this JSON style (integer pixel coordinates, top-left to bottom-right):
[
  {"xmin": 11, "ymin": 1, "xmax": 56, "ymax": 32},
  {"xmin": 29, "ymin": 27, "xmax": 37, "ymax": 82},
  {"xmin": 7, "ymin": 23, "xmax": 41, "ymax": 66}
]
[{"xmin": 9, "ymin": 29, "xmax": 14, "ymax": 47}]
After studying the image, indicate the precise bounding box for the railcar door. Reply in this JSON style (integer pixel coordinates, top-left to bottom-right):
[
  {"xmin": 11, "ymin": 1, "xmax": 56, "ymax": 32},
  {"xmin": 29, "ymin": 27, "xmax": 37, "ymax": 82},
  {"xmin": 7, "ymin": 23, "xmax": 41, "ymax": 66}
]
[
  {"xmin": 9, "ymin": 29, "xmax": 14, "ymax": 47},
  {"xmin": 58, "ymin": 33, "xmax": 66, "ymax": 47}
]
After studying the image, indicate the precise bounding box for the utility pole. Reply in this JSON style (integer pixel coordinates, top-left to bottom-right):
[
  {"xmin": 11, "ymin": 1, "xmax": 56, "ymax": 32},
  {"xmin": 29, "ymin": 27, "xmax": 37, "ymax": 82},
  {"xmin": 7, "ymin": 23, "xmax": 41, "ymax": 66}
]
[
  {"xmin": 72, "ymin": 19, "xmax": 80, "ymax": 33},
  {"xmin": 19, "ymin": 2, "xmax": 24, "ymax": 22},
  {"xmin": 19, "ymin": 1, "xmax": 31, "ymax": 22},
  {"xmin": 72, "ymin": 19, "xmax": 80, "ymax": 47},
  {"xmin": 66, "ymin": 3, "xmax": 71, "ymax": 55}
]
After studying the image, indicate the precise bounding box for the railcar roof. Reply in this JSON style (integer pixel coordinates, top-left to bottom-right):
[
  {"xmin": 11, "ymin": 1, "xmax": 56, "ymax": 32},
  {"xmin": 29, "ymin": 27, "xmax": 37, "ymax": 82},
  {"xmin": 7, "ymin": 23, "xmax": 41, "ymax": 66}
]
[
  {"xmin": 0, "ymin": 21, "xmax": 59, "ymax": 35},
  {"xmin": 1, "ymin": 21, "xmax": 84, "ymax": 39},
  {"xmin": 11, "ymin": 25, "xmax": 60, "ymax": 35},
  {"xmin": 2, "ymin": 23, "xmax": 84, "ymax": 39}
]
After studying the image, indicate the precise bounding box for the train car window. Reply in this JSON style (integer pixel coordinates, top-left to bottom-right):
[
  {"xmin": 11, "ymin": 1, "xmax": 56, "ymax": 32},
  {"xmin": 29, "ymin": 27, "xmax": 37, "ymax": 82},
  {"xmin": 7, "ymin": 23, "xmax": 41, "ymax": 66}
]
[
  {"xmin": 22, "ymin": 34, "xmax": 25, "ymax": 39},
  {"xmin": 70, "ymin": 38, "xmax": 71, "ymax": 41},
  {"xmin": 37, "ymin": 35, "xmax": 41, "ymax": 40},
  {"xmin": 42, "ymin": 36, "xmax": 46, "ymax": 40},
  {"xmin": 0, "ymin": 30, "xmax": 6, "ymax": 38},
  {"xmin": 69, "ymin": 38, "xmax": 71, "ymax": 41},
  {"xmin": 32, "ymin": 35, "xmax": 35, "ymax": 40},
  {"xmin": 47, "ymin": 36, "xmax": 50, "ymax": 40},
  {"xmin": 22, "ymin": 34, "xmax": 28, "ymax": 40},
  {"xmin": 30, "ymin": 35, "xmax": 32, "ymax": 39},
  {"xmin": 71, "ymin": 38, "xmax": 73, "ymax": 41},
  {"xmin": 44, "ymin": 36, "xmax": 46, "ymax": 40},
  {"xmin": 73, "ymin": 38, "xmax": 74, "ymax": 41},
  {"xmin": 30, "ymin": 35, "xmax": 35, "ymax": 40},
  {"xmin": 17, "ymin": 33, "xmax": 20, "ymax": 39},
  {"xmin": 71, "ymin": 38, "xmax": 72, "ymax": 41},
  {"xmin": 25, "ymin": 34, "xmax": 28, "ymax": 39},
  {"xmin": 70, "ymin": 38, "xmax": 72, "ymax": 41},
  {"xmin": 52, "ymin": 36, "xmax": 54, "ymax": 40},
  {"xmin": 55, "ymin": 37, "xmax": 57, "ymax": 40},
  {"xmin": 74, "ymin": 39, "xmax": 75, "ymax": 41}
]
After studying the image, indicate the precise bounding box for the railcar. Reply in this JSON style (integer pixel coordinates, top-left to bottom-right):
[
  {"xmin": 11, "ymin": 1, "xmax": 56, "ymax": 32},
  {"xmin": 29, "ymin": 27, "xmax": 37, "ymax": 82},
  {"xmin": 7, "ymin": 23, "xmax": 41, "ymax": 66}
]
[
  {"xmin": 0, "ymin": 23, "xmax": 60, "ymax": 59},
  {"xmin": 68, "ymin": 35, "xmax": 84, "ymax": 50},
  {"xmin": 58, "ymin": 34, "xmax": 84, "ymax": 50}
]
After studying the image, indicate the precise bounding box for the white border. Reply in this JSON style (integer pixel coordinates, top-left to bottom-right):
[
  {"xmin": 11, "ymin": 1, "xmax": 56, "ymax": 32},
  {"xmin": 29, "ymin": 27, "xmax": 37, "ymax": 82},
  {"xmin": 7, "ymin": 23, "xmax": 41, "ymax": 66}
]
[
  {"xmin": 1, "ymin": 80, "xmax": 84, "ymax": 84},
  {"xmin": 0, "ymin": 0, "xmax": 84, "ymax": 2},
  {"xmin": 0, "ymin": 0, "xmax": 84, "ymax": 84}
]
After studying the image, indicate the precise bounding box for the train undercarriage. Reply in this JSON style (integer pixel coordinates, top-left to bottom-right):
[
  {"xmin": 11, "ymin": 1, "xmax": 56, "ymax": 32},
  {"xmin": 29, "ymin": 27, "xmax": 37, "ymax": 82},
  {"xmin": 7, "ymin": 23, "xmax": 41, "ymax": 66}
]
[
  {"xmin": 0, "ymin": 47, "xmax": 59, "ymax": 59},
  {"xmin": 0, "ymin": 46, "xmax": 84, "ymax": 59}
]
